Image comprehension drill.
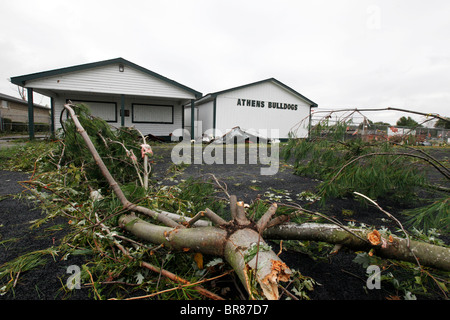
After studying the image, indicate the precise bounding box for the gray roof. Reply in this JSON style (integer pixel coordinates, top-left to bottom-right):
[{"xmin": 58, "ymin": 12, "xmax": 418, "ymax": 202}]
[{"xmin": 195, "ymin": 78, "xmax": 318, "ymax": 107}]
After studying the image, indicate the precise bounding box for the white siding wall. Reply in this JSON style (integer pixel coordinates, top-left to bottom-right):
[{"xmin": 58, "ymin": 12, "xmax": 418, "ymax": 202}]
[
  {"xmin": 184, "ymin": 105, "xmax": 202, "ymax": 138},
  {"xmin": 54, "ymin": 93, "xmax": 183, "ymax": 137},
  {"xmin": 211, "ymin": 82, "xmax": 312, "ymax": 139},
  {"xmin": 184, "ymin": 106, "xmax": 192, "ymax": 137},
  {"xmin": 27, "ymin": 64, "xmax": 195, "ymax": 100},
  {"xmin": 197, "ymin": 100, "xmax": 214, "ymax": 137}
]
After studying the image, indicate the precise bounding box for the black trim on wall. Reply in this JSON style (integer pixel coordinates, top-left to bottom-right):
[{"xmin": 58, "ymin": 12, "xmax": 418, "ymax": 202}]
[
  {"xmin": 182, "ymin": 104, "xmax": 185, "ymax": 129},
  {"xmin": 67, "ymin": 99, "xmax": 118, "ymax": 123},
  {"xmin": 131, "ymin": 103, "xmax": 174, "ymax": 124}
]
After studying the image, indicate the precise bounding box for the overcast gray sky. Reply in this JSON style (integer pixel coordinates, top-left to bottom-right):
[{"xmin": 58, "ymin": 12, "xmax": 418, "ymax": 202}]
[{"xmin": 1, "ymin": 0, "xmax": 449, "ymax": 125}]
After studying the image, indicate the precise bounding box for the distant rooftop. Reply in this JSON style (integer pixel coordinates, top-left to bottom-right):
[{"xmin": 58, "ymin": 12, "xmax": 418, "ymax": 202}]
[{"xmin": 0, "ymin": 92, "xmax": 49, "ymax": 110}]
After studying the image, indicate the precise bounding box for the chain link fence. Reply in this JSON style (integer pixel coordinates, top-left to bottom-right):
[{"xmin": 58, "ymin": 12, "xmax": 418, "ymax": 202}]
[
  {"xmin": 342, "ymin": 125, "xmax": 450, "ymax": 146},
  {"xmin": 308, "ymin": 109, "xmax": 450, "ymax": 146}
]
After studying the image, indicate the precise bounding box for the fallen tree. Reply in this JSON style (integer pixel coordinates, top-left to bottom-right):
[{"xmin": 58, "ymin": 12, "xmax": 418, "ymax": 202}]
[
  {"xmin": 61, "ymin": 103, "xmax": 450, "ymax": 300},
  {"xmin": 64, "ymin": 103, "xmax": 292, "ymax": 299},
  {"xmin": 264, "ymin": 222, "xmax": 450, "ymax": 271},
  {"xmin": 119, "ymin": 202, "xmax": 292, "ymax": 300}
]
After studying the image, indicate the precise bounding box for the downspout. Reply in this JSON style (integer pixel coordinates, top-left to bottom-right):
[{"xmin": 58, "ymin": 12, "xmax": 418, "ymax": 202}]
[
  {"xmin": 0, "ymin": 102, "xmax": 3, "ymax": 132},
  {"xmin": 50, "ymin": 97, "xmax": 55, "ymax": 136},
  {"xmin": 27, "ymin": 88, "xmax": 34, "ymax": 140},
  {"xmin": 120, "ymin": 94, "xmax": 125, "ymax": 127},
  {"xmin": 213, "ymin": 96, "xmax": 217, "ymax": 137},
  {"xmin": 308, "ymin": 105, "xmax": 313, "ymax": 140}
]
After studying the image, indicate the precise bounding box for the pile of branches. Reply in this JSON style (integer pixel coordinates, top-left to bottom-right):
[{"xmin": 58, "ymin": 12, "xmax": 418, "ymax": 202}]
[{"xmin": 286, "ymin": 108, "xmax": 450, "ymax": 232}]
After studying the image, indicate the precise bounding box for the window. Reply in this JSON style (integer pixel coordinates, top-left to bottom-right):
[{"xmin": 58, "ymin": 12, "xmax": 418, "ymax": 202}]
[
  {"xmin": 70, "ymin": 100, "xmax": 117, "ymax": 122},
  {"xmin": 132, "ymin": 104, "xmax": 174, "ymax": 124}
]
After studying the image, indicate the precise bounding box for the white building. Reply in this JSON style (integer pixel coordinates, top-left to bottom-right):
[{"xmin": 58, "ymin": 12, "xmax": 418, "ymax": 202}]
[
  {"xmin": 11, "ymin": 60, "xmax": 318, "ymax": 141},
  {"xmin": 185, "ymin": 78, "xmax": 317, "ymax": 141},
  {"xmin": 10, "ymin": 58, "xmax": 202, "ymax": 140}
]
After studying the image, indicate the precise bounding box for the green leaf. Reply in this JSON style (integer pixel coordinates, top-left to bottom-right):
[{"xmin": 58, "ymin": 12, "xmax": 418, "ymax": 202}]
[
  {"xmin": 244, "ymin": 242, "xmax": 271, "ymax": 263},
  {"xmin": 436, "ymin": 280, "xmax": 448, "ymax": 293},
  {"xmin": 71, "ymin": 248, "xmax": 94, "ymax": 256}
]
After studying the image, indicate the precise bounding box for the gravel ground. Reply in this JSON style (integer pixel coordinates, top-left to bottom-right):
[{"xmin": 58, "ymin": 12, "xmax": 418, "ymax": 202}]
[
  {"xmin": 0, "ymin": 170, "xmax": 91, "ymax": 300},
  {"xmin": 0, "ymin": 144, "xmax": 448, "ymax": 301}
]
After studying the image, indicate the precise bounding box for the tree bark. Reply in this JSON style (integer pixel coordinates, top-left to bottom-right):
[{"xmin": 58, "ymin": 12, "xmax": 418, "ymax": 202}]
[{"xmin": 119, "ymin": 214, "xmax": 227, "ymax": 256}]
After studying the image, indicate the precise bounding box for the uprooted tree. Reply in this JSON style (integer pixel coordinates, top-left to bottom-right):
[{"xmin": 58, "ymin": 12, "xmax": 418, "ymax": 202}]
[{"xmin": 54, "ymin": 103, "xmax": 449, "ymax": 300}]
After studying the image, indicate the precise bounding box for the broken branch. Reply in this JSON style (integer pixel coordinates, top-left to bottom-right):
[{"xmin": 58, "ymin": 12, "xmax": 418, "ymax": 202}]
[
  {"xmin": 230, "ymin": 195, "xmax": 238, "ymax": 219},
  {"xmin": 235, "ymin": 201, "xmax": 248, "ymax": 225},
  {"xmin": 204, "ymin": 208, "xmax": 227, "ymax": 226},
  {"xmin": 256, "ymin": 203, "xmax": 278, "ymax": 233}
]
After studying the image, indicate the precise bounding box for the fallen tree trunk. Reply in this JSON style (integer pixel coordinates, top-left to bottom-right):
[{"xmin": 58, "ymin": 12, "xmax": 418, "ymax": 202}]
[
  {"xmin": 119, "ymin": 214, "xmax": 227, "ymax": 256},
  {"xmin": 130, "ymin": 207, "xmax": 450, "ymax": 272},
  {"xmin": 122, "ymin": 212, "xmax": 450, "ymax": 272},
  {"xmin": 119, "ymin": 205, "xmax": 292, "ymax": 300},
  {"xmin": 264, "ymin": 222, "xmax": 450, "ymax": 271}
]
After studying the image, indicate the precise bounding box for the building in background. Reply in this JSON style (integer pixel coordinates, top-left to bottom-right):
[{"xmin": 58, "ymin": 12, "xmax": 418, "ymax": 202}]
[
  {"xmin": 186, "ymin": 78, "xmax": 318, "ymax": 141},
  {"xmin": 10, "ymin": 58, "xmax": 202, "ymax": 140},
  {"xmin": 10, "ymin": 59, "xmax": 318, "ymax": 141},
  {"xmin": 0, "ymin": 92, "xmax": 50, "ymax": 132}
]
